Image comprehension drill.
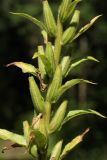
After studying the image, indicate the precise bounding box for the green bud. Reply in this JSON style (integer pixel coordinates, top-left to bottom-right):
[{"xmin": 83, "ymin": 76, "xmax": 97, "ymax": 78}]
[
  {"xmin": 46, "ymin": 42, "xmax": 55, "ymax": 76},
  {"xmin": 60, "ymin": 56, "xmax": 71, "ymax": 77},
  {"xmin": 46, "ymin": 65, "xmax": 62, "ymax": 103},
  {"xmin": 30, "ymin": 145, "xmax": 38, "ymax": 158},
  {"xmin": 50, "ymin": 140, "xmax": 63, "ymax": 160},
  {"xmin": 59, "ymin": 0, "xmax": 72, "ymax": 23},
  {"xmin": 49, "ymin": 100, "xmax": 68, "ymax": 134},
  {"xmin": 62, "ymin": 10, "xmax": 80, "ymax": 45},
  {"xmin": 59, "ymin": 0, "xmax": 81, "ymax": 23},
  {"xmin": 43, "ymin": 0, "xmax": 56, "ymax": 37},
  {"xmin": 28, "ymin": 76, "xmax": 45, "ymax": 113}
]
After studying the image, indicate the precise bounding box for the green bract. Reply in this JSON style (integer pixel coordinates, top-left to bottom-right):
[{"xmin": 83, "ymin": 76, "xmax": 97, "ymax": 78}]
[
  {"xmin": 43, "ymin": 0, "xmax": 56, "ymax": 37},
  {"xmin": 28, "ymin": 76, "xmax": 45, "ymax": 113},
  {"xmin": 0, "ymin": 1, "xmax": 106, "ymax": 160}
]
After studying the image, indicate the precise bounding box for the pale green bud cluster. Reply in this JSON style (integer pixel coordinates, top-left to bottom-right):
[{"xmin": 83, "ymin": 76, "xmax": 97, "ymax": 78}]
[{"xmin": 0, "ymin": 0, "xmax": 105, "ymax": 160}]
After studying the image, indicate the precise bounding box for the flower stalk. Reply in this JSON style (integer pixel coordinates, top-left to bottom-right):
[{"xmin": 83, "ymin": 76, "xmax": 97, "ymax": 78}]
[{"xmin": 0, "ymin": 0, "xmax": 106, "ymax": 160}]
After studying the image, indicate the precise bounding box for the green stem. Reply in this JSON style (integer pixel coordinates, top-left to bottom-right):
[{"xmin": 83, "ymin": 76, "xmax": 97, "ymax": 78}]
[
  {"xmin": 54, "ymin": 16, "xmax": 63, "ymax": 66},
  {"xmin": 38, "ymin": 149, "xmax": 47, "ymax": 160}
]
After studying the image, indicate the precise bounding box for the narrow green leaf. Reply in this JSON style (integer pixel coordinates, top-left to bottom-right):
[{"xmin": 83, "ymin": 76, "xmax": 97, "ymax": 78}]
[
  {"xmin": 23, "ymin": 121, "xmax": 30, "ymax": 145},
  {"xmin": 49, "ymin": 100, "xmax": 67, "ymax": 134},
  {"xmin": 10, "ymin": 12, "xmax": 46, "ymax": 30},
  {"xmin": 6, "ymin": 62, "xmax": 37, "ymax": 76},
  {"xmin": 54, "ymin": 79, "xmax": 96, "ymax": 102},
  {"xmin": 73, "ymin": 15, "xmax": 102, "ymax": 41},
  {"xmin": 60, "ymin": 128, "xmax": 89, "ymax": 159},
  {"xmin": 46, "ymin": 65, "xmax": 62, "ymax": 103},
  {"xmin": 28, "ymin": 76, "xmax": 45, "ymax": 113},
  {"xmin": 66, "ymin": 56, "xmax": 99, "ymax": 76},
  {"xmin": 50, "ymin": 140, "xmax": 63, "ymax": 160},
  {"xmin": 41, "ymin": 30, "xmax": 48, "ymax": 44},
  {"xmin": 33, "ymin": 52, "xmax": 52, "ymax": 78},
  {"xmin": 0, "ymin": 129, "xmax": 26, "ymax": 146},
  {"xmin": 62, "ymin": 109, "xmax": 106, "ymax": 125}
]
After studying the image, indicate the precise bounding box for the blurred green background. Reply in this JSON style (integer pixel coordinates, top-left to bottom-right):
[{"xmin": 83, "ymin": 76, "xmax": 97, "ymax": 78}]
[{"xmin": 0, "ymin": 0, "xmax": 107, "ymax": 159}]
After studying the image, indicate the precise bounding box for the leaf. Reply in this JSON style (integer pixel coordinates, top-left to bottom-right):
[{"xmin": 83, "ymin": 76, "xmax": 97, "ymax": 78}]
[
  {"xmin": 62, "ymin": 109, "xmax": 106, "ymax": 125},
  {"xmin": 60, "ymin": 128, "xmax": 89, "ymax": 159},
  {"xmin": 0, "ymin": 129, "xmax": 26, "ymax": 146},
  {"xmin": 41, "ymin": 30, "xmax": 48, "ymax": 44},
  {"xmin": 54, "ymin": 79, "xmax": 96, "ymax": 102},
  {"xmin": 73, "ymin": 15, "xmax": 102, "ymax": 41},
  {"xmin": 33, "ymin": 52, "xmax": 52, "ymax": 78},
  {"xmin": 6, "ymin": 62, "xmax": 37, "ymax": 76},
  {"xmin": 28, "ymin": 76, "xmax": 45, "ymax": 113},
  {"xmin": 23, "ymin": 121, "xmax": 30, "ymax": 145},
  {"xmin": 50, "ymin": 140, "xmax": 63, "ymax": 160},
  {"xmin": 10, "ymin": 12, "xmax": 46, "ymax": 30},
  {"xmin": 66, "ymin": 56, "xmax": 99, "ymax": 76}
]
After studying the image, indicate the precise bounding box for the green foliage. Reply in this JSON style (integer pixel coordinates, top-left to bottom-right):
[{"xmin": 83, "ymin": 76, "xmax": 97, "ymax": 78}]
[
  {"xmin": 60, "ymin": 128, "xmax": 90, "ymax": 159},
  {"xmin": 0, "ymin": 0, "xmax": 106, "ymax": 159},
  {"xmin": 62, "ymin": 109, "xmax": 106, "ymax": 126},
  {"xmin": 0, "ymin": 129, "xmax": 26, "ymax": 146},
  {"xmin": 6, "ymin": 62, "xmax": 38, "ymax": 76},
  {"xmin": 10, "ymin": 12, "xmax": 46, "ymax": 30}
]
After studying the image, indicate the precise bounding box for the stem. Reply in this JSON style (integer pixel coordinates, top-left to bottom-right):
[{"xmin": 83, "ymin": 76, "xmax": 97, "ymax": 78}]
[
  {"xmin": 54, "ymin": 16, "xmax": 63, "ymax": 66},
  {"xmin": 38, "ymin": 149, "xmax": 47, "ymax": 160}
]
